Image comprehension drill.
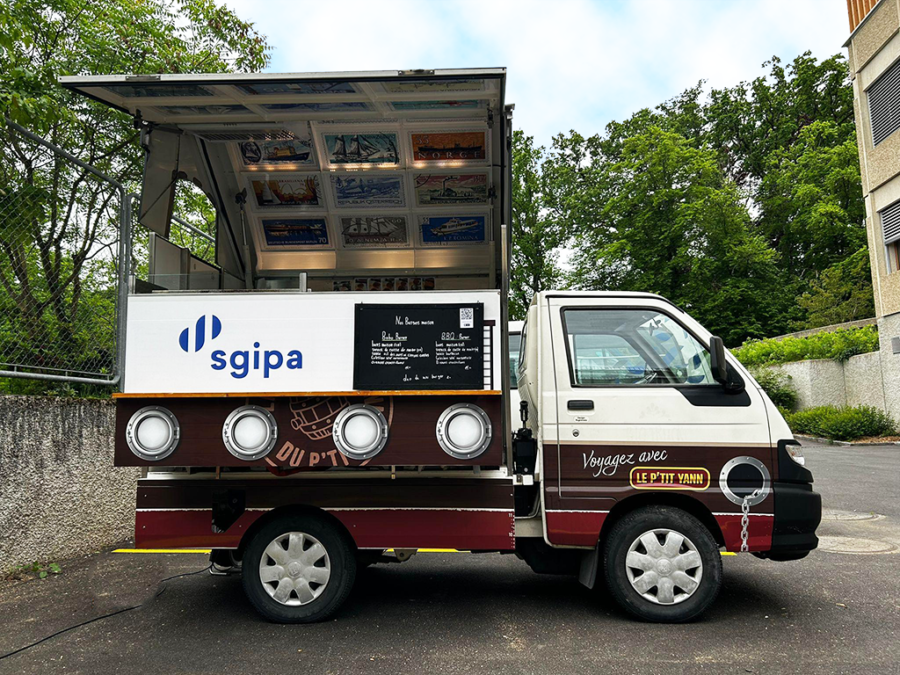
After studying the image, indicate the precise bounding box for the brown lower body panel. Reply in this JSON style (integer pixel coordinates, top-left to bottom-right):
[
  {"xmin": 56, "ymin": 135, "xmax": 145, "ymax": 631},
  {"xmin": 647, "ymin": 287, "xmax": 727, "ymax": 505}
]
[{"xmin": 135, "ymin": 476, "xmax": 515, "ymax": 551}]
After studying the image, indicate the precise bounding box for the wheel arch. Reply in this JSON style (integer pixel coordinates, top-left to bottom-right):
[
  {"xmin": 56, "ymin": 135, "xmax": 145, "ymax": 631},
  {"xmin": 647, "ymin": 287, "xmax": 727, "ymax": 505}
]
[
  {"xmin": 600, "ymin": 493, "xmax": 725, "ymax": 549},
  {"xmin": 237, "ymin": 505, "xmax": 359, "ymax": 556}
]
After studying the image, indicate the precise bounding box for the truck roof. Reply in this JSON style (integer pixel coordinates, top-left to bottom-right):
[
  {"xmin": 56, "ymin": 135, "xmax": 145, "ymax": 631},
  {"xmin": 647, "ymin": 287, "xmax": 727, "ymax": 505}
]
[{"xmin": 534, "ymin": 291, "xmax": 683, "ymax": 310}]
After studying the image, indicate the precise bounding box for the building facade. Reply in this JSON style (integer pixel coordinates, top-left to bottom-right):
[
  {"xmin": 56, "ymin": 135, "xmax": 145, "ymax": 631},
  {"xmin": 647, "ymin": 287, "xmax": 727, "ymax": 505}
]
[{"xmin": 845, "ymin": 0, "xmax": 900, "ymax": 418}]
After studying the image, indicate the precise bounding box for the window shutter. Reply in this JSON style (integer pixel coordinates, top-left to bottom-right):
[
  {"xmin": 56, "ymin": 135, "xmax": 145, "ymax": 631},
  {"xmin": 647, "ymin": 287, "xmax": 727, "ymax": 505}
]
[
  {"xmin": 868, "ymin": 58, "xmax": 900, "ymax": 146},
  {"xmin": 882, "ymin": 200, "xmax": 900, "ymax": 245}
]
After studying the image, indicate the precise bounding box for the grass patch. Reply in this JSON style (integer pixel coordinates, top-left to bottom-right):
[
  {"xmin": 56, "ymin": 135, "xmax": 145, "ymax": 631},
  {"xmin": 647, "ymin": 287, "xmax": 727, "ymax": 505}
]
[{"xmin": 786, "ymin": 405, "xmax": 896, "ymax": 442}]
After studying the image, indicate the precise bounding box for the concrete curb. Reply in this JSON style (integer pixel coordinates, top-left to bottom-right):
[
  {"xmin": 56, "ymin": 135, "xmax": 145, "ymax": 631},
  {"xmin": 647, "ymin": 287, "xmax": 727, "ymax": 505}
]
[{"xmin": 794, "ymin": 434, "xmax": 900, "ymax": 446}]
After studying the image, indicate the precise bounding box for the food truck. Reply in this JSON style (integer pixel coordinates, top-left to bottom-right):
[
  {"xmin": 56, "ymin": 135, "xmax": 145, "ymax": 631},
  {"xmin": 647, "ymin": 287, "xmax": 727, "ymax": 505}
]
[{"xmin": 61, "ymin": 69, "xmax": 821, "ymax": 624}]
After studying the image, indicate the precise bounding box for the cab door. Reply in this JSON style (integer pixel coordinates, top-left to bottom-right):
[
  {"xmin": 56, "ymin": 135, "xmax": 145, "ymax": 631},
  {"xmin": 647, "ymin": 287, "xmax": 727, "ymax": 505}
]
[{"xmin": 542, "ymin": 296, "xmax": 772, "ymax": 547}]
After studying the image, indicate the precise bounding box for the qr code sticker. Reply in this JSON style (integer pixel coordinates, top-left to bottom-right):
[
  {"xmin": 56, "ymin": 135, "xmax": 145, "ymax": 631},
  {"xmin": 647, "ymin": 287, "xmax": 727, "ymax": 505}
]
[{"xmin": 460, "ymin": 307, "xmax": 474, "ymax": 328}]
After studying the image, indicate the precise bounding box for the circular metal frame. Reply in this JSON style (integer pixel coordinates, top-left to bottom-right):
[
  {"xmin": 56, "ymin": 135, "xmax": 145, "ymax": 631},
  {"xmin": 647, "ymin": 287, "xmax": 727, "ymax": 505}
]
[
  {"xmin": 332, "ymin": 404, "xmax": 389, "ymax": 460},
  {"xmin": 222, "ymin": 405, "xmax": 278, "ymax": 461},
  {"xmin": 259, "ymin": 531, "xmax": 331, "ymax": 607},
  {"xmin": 625, "ymin": 528, "xmax": 704, "ymax": 606},
  {"xmin": 719, "ymin": 456, "xmax": 771, "ymax": 506},
  {"xmin": 125, "ymin": 406, "xmax": 180, "ymax": 462},
  {"xmin": 435, "ymin": 403, "xmax": 492, "ymax": 460}
]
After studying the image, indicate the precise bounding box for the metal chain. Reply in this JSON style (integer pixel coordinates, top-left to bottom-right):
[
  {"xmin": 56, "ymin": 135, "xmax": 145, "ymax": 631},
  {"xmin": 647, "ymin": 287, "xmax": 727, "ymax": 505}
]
[{"xmin": 740, "ymin": 489, "xmax": 762, "ymax": 552}]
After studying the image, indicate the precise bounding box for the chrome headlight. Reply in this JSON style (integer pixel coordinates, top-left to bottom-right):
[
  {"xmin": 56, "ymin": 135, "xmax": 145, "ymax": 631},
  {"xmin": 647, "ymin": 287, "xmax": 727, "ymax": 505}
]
[
  {"xmin": 436, "ymin": 403, "xmax": 492, "ymax": 460},
  {"xmin": 222, "ymin": 405, "xmax": 278, "ymax": 461},
  {"xmin": 126, "ymin": 406, "xmax": 180, "ymax": 461},
  {"xmin": 333, "ymin": 404, "xmax": 389, "ymax": 460}
]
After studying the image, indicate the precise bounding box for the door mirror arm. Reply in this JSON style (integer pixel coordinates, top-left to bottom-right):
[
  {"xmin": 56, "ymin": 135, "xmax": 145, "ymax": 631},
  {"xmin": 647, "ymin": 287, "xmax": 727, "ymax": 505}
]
[{"xmin": 708, "ymin": 336, "xmax": 729, "ymax": 386}]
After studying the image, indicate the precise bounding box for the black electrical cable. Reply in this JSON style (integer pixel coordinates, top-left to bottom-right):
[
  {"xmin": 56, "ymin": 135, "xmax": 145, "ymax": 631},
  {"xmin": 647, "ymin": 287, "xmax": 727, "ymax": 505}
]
[{"xmin": 0, "ymin": 565, "xmax": 212, "ymax": 662}]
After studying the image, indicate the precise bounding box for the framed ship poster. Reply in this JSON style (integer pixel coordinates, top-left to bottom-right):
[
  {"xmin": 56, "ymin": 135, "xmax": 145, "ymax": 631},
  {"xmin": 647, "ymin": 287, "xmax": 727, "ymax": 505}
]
[
  {"xmin": 410, "ymin": 131, "xmax": 487, "ymax": 163},
  {"xmin": 339, "ymin": 216, "xmax": 409, "ymax": 248},
  {"xmin": 330, "ymin": 174, "xmax": 406, "ymax": 209},
  {"xmin": 237, "ymin": 127, "xmax": 316, "ymax": 168},
  {"xmin": 414, "ymin": 173, "xmax": 489, "ymax": 206},
  {"xmin": 418, "ymin": 215, "xmax": 487, "ymax": 246},
  {"xmin": 245, "ymin": 173, "xmax": 323, "ymax": 209},
  {"xmin": 322, "ymin": 132, "xmax": 400, "ymax": 166},
  {"xmin": 260, "ymin": 217, "xmax": 330, "ymax": 248}
]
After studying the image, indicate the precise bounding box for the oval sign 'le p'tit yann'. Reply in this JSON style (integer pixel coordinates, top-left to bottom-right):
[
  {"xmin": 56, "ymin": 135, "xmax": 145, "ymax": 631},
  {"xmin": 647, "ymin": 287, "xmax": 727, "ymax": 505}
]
[{"xmin": 629, "ymin": 467, "xmax": 711, "ymax": 491}]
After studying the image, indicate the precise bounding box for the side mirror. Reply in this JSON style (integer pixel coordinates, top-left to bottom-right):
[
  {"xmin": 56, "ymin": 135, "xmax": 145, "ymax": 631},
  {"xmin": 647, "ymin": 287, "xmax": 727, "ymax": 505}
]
[{"xmin": 708, "ymin": 336, "xmax": 728, "ymax": 385}]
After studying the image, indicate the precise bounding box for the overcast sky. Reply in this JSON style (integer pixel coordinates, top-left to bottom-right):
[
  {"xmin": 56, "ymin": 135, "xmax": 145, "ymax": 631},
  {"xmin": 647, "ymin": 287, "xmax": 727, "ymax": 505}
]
[{"xmin": 219, "ymin": 0, "xmax": 850, "ymax": 148}]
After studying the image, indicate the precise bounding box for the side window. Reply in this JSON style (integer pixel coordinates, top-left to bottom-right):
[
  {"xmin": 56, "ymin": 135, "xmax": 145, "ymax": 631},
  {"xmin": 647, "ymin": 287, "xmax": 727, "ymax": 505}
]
[
  {"xmin": 562, "ymin": 308, "xmax": 716, "ymax": 387},
  {"xmin": 508, "ymin": 333, "xmax": 522, "ymax": 389}
]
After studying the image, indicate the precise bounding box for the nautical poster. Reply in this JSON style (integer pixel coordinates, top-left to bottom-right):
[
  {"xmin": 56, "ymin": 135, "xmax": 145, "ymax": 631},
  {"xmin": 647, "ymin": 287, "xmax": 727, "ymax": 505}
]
[
  {"xmin": 239, "ymin": 130, "xmax": 315, "ymax": 167},
  {"xmin": 261, "ymin": 218, "xmax": 329, "ymax": 247},
  {"xmin": 247, "ymin": 174, "xmax": 323, "ymax": 208},
  {"xmin": 414, "ymin": 173, "xmax": 489, "ymax": 206},
  {"xmin": 411, "ymin": 132, "xmax": 487, "ymax": 162},
  {"xmin": 352, "ymin": 303, "xmax": 485, "ymax": 390},
  {"xmin": 340, "ymin": 216, "xmax": 408, "ymax": 248},
  {"xmin": 381, "ymin": 79, "xmax": 483, "ymax": 93},
  {"xmin": 419, "ymin": 215, "xmax": 487, "ymax": 245},
  {"xmin": 331, "ymin": 174, "xmax": 405, "ymax": 208},
  {"xmin": 236, "ymin": 81, "xmax": 357, "ymax": 95},
  {"xmin": 323, "ymin": 132, "xmax": 400, "ymax": 165}
]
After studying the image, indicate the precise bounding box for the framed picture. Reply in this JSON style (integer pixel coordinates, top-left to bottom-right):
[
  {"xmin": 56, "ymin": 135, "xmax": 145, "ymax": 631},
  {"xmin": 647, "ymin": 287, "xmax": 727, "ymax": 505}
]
[
  {"xmin": 237, "ymin": 130, "xmax": 315, "ymax": 168},
  {"xmin": 413, "ymin": 173, "xmax": 489, "ymax": 206},
  {"xmin": 260, "ymin": 218, "xmax": 330, "ymax": 248},
  {"xmin": 330, "ymin": 174, "xmax": 405, "ymax": 209},
  {"xmin": 236, "ymin": 81, "xmax": 357, "ymax": 96},
  {"xmin": 389, "ymin": 100, "xmax": 483, "ymax": 111},
  {"xmin": 322, "ymin": 132, "xmax": 400, "ymax": 166},
  {"xmin": 410, "ymin": 131, "xmax": 487, "ymax": 162},
  {"xmin": 418, "ymin": 215, "xmax": 487, "ymax": 246},
  {"xmin": 381, "ymin": 79, "xmax": 484, "ymax": 94},
  {"xmin": 246, "ymin": 173, "xmax": 323, "ymax": 209},
  {"xmin": 339, "ymin": 216, "xmax": 409, "ymax": 248},
  {"xmin": 261, "ymin": 102, "xmax": 371, "ymax": 113},
  {"xmin": 157, "ymin": 104, "xmax": 250, "ymax": 116}
]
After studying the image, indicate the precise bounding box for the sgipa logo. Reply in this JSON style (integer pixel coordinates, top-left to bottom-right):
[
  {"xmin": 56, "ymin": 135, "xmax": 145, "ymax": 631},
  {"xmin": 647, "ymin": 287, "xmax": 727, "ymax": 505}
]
[{"xmin": 178, "ymin": 314, "xmax": 302, "ymax": 379}]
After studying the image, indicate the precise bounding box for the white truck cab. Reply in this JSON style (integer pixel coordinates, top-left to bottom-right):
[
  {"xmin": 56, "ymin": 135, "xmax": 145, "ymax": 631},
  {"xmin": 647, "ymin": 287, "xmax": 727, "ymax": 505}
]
[{"xmin": 511, "ymin": 291, "xmax": 819, "ymax": 621}]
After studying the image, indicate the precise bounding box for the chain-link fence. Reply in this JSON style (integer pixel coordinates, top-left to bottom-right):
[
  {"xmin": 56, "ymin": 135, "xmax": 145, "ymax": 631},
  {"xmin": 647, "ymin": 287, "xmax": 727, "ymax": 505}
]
[{"xmin": 0, "ymin": 122, "xmax": 130, "ymax": 387}]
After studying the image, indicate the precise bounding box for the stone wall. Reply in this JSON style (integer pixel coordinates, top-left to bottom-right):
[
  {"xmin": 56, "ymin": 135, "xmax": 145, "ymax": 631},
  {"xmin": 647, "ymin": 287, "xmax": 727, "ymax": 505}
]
[
  {"xmin": 769, "ymin": 349, "xmax": 892, "ymax": 416},
  {"xmin": 0, "ymin": 397, "xmax": 139, "ymax": 573}
]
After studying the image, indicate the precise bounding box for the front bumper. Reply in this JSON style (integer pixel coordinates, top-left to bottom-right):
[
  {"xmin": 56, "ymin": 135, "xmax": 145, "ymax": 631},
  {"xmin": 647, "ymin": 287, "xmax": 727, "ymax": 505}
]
[{"xmin": 758, "ymin": 440, "xmax": 821, "ymax": 561}]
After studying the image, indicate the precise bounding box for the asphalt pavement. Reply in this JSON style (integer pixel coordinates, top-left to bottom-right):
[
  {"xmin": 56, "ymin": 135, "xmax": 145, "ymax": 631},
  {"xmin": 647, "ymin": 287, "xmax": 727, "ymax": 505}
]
[{"xmin": 1, "ymin": 442, "xmax": 898, "ymax": 674}]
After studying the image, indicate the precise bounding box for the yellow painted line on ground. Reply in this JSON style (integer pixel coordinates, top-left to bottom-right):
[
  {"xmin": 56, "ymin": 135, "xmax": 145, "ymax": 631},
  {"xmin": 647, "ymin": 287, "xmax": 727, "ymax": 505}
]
[
  {"xmin": 721, "ymin": 551, "xmax": 737, "ymax": 556},
  {"xmin": 113, "ymin": 548, "xmax": 212, "ymax": 554}
]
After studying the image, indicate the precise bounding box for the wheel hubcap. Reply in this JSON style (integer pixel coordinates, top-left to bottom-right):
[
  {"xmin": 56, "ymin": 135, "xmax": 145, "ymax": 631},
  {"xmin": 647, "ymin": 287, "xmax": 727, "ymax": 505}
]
[
  {"xmin": 259, "ymin": 532, "xmax": 331, "ymax": 606},
  {"xmin": 625, "ymin": 528, "xmax": 703, "ymax": 605}
]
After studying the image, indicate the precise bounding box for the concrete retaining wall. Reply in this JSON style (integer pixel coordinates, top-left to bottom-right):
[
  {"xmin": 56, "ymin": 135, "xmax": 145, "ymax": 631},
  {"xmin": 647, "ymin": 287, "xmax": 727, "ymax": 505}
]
[
  {"xmin": 0, "ymin": 397, "xmax": 138, "ymax": 573},
  {"xmin": 769, "ymin": 350, "xmax": 890, "ymax": 414}
]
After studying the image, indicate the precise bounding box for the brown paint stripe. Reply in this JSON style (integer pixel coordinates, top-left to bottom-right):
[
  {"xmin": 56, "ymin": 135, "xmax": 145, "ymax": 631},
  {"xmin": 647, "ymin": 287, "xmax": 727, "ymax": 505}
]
[{"xmin": 113, "ymin": 390, "xmax": 501, "ymax": 399}]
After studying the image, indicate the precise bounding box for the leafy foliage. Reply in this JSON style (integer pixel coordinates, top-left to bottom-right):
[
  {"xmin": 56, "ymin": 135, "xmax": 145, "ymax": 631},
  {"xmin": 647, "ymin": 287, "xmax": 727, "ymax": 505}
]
[
  {"xmin": 0, "ymin": 0, "xmax": 269, "ymax": 392},
  {"xmin": 786, "ymin": 405, "xmax": 896, "ymax": 441},
  {"xmin": 733, "ymin": 325, "xmax": 880, "ymax": 367},
  {"xmin": 516, "ymin": 52, "xmax": 872, "ymax": 343},
  {"xmin": 750, "ymin": 368, "xmax": 798, "ymax": 411}
]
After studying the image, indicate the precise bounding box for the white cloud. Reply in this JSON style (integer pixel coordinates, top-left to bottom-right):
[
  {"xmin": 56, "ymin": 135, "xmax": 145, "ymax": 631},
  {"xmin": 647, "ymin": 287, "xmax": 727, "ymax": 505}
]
[{"xmin": 219, "ymin": 0, "xmax": 849, "ymax": 147}]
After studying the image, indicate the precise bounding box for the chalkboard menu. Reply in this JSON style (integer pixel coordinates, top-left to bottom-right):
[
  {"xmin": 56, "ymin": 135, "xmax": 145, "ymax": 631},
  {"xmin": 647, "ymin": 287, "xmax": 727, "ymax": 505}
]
[{"xmin": 353, "ymin": 303, "xmax": 485, "ymax": 390}]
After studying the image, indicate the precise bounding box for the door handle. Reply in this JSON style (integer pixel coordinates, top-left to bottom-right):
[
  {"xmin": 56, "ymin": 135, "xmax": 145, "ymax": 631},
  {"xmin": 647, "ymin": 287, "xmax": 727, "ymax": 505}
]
[{"xmin": 567, "ymin": 400, "xmax": 594, "ymax": 411}]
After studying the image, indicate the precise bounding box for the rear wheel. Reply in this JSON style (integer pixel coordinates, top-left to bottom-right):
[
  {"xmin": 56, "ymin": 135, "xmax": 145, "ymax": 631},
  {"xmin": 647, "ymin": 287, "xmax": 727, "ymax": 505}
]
[
  {"xmin": 242, "ymin": 514, "xmax": 356, "ymax": 623},
  {"xmin": 603, "ymin": 506, "xmax": 721, "ymax": 622}
]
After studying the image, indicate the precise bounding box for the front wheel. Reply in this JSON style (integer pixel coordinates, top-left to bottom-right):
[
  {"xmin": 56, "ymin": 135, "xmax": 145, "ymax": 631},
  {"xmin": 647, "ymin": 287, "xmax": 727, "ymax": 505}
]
[
  {"xmin": 242, "ymin": 514, "xmax": 356, "ymax": 623},
  {"xmin": 603, "ymin": 506, "xmax": 722, "ymax": 622}
]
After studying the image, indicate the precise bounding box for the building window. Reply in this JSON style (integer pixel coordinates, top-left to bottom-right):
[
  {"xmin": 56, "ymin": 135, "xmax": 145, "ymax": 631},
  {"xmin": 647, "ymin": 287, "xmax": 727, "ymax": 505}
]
[
  {"xmin": 882, "ymin": 200, "xmax": 900, "ymax": 273},
  {"xmin": 868, "ymin": 58, "xmax": 900, "ymax": 146}
]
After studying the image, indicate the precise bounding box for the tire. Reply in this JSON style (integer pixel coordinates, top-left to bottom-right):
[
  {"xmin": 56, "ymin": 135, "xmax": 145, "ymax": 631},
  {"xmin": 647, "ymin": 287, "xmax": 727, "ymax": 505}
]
[
  {"xmin": 242, "ymin": 514, "xmax": 356, "ymax": 623},
  {"xmin": 603, "ymin": 506, "xmax": 722, "ymax": 623}
]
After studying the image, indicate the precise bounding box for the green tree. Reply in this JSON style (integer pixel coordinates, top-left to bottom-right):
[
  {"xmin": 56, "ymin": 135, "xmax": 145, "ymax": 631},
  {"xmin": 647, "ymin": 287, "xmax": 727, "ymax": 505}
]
[
  {"xmin": 567, "ymin": 127, "xmax": 784, "ymax": 345},
  {"xmin": 0, "ymin": 0, "xmax": 269, "ymax": 390},
  {"xmin": 509, "ymin": 131, "xmax": 565, "ymax": 320},
  {"xmin": 796, "ymin": 247, "xmax": 875, "ymax": 328}
]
